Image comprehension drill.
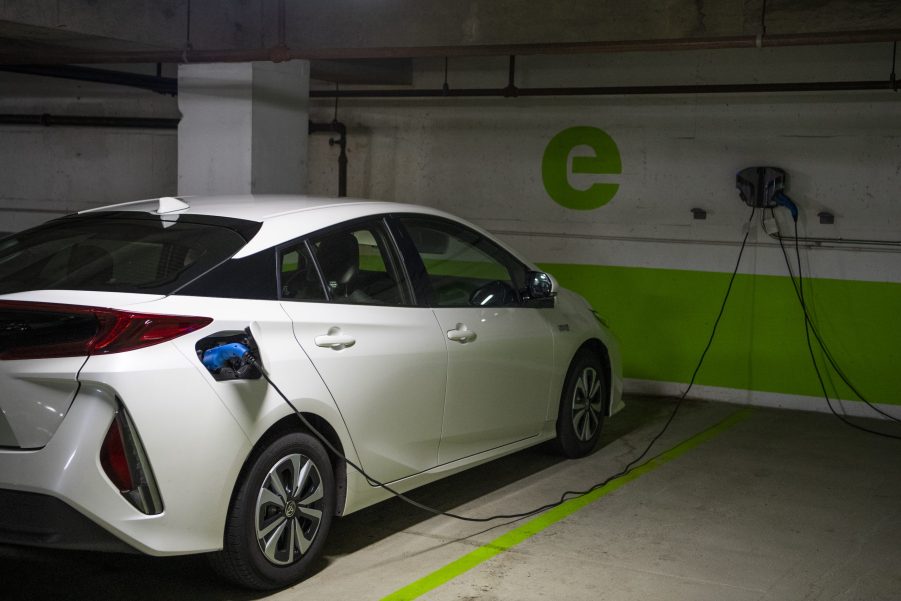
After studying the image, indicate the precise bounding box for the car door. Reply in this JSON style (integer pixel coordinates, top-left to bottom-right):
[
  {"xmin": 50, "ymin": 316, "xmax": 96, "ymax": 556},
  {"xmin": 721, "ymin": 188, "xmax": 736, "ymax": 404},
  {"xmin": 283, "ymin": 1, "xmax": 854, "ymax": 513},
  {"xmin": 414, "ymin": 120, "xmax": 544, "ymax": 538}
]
[
  {"xmin": 394, "ymin": 215, "xmax": 556, "ymax": 465},
  {"xmin": 279, "ymin": 217, "xmax": 448, "ymax": 483}
]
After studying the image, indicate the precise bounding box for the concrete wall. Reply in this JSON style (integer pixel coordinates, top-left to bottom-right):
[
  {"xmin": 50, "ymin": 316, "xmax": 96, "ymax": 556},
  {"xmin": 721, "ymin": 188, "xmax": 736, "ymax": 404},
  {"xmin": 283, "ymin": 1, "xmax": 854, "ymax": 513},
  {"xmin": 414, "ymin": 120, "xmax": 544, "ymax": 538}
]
[
  {"xmin": 0, "ymin": 40, "xmax": 896, "ymax": 416},
  {"xmin": 308, "ymin": 43, "xmax": 901, "ymax": 415},
  {"xmin": 177, "ymin": 61, "xmax": 310, "ymax": 196},
  {"xmin": 0, "ymin": 68, "xmax": 178, "ymax": 231}
]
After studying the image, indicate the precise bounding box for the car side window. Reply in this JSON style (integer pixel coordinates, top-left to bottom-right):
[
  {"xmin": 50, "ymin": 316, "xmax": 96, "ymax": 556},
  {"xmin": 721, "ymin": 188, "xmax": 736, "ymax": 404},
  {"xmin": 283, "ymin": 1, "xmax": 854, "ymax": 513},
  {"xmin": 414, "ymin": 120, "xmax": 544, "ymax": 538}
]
[
  {"xmin": 399, "ymin": 217, "xmax": 526, "ymax": 308},
  {"xmin": 308, "ymin": 221, "xmax": 412, "ymax": 306},
  {"xmin": 278, "ymin": 243, "xmax": 326, "ymax": 301}
]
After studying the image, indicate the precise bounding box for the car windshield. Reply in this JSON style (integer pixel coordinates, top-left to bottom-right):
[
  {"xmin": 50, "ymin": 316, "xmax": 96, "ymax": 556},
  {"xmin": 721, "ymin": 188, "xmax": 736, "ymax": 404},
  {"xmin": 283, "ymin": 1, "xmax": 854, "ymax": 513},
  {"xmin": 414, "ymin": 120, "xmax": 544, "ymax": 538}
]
[{"xmin": 0, "ymin": 212, "xmax": 259, "ymax": 295}]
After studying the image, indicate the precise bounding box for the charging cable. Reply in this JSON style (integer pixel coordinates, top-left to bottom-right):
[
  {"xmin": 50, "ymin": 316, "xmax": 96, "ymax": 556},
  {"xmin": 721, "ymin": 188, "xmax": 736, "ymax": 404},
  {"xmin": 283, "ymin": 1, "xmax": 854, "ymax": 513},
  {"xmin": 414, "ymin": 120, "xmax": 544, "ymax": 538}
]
[
  {"xmin": 770, "ymin": 205, "xmax": 901, "ymax": 438},
  {"xmin": 238, "ymin": 206, "xmax": 759, "ymax": 522}
]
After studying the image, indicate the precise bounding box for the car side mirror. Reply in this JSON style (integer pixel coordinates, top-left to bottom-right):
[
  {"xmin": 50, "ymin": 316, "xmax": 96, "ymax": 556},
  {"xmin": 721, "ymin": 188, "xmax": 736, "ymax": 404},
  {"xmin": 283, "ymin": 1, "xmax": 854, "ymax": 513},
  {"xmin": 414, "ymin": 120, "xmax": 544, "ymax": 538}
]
[{"xmin": 524, "ymin": 271, "xmax": 555, "ymax": 301}]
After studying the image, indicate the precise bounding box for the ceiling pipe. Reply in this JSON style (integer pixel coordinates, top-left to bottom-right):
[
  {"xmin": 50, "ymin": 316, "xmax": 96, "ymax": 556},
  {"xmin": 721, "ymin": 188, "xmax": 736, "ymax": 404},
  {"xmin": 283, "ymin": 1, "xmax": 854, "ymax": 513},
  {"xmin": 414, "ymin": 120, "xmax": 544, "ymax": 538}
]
[
  {"xmin": 311, "ymin": 79, "xmax": 894, "ymax": 99},
  {"xmin": 309, "ymin": 120, "xmax": 348, "ymax": 198},
  {"xmin": 0, "ymin": 65, "xmax": 177, "ymax": 95},
  {"xmin": 0, "ymin": 114, "xmax": 179, "ymax": 129},
  {"xmin": 1, "ymin": 29, "xmax": 900, "ymax": 65}
]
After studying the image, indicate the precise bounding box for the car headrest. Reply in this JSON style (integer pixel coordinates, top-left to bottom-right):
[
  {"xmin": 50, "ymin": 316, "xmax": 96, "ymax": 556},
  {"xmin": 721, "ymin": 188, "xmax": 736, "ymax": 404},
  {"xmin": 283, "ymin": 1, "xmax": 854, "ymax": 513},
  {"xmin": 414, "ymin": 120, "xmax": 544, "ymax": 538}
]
[{"xmin": 316, "ymin": 233, "xmax": 359, "ymax": 287}]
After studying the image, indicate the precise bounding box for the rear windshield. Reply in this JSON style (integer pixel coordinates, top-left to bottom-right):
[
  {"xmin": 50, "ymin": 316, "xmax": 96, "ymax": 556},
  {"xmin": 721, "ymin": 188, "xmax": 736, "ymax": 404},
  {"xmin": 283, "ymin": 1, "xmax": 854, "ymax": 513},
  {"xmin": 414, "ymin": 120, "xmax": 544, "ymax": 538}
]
[{"xmin": 0, "ymin": 212, "xmax": 260, "ymax": 295}]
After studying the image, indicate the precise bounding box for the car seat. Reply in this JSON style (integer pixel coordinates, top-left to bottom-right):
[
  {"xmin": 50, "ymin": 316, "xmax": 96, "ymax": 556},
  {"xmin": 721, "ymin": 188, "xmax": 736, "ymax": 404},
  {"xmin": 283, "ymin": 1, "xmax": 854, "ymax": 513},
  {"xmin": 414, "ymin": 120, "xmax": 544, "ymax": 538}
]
[{"xmin": 316, "ymin": 233, "xmax": 377, "ymax": 304}]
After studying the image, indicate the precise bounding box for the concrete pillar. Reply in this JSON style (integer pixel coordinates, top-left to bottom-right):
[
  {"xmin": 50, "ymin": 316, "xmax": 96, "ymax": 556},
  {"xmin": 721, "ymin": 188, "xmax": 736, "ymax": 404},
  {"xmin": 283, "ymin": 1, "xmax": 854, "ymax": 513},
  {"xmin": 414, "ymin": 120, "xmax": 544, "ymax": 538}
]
[{"xmin": 177, "ymin": 60, "xmax": 309, "ymax": 196}]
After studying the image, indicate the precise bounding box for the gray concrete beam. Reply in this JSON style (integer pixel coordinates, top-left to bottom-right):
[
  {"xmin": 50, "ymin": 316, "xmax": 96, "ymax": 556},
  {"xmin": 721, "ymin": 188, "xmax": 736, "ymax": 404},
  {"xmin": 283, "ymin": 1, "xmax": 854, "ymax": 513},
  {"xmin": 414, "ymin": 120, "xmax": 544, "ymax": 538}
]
[
  {"xmin": 282, "ymin": 0, "xmax": 761, "ymax": 50},
  {"xmin": 0, "ymin": 1, "xmax": 189, "ymax": 49},
  {"xmin": 766, "ymin": 0, "xmax": 901, "ymax": 34},
  {"xmin": 1, "ymin": 0, "xmax": 901, "ymax": 65},
  {"xmin": 0, "ymin": 0, "xmax": 266, "ymax": 53}
]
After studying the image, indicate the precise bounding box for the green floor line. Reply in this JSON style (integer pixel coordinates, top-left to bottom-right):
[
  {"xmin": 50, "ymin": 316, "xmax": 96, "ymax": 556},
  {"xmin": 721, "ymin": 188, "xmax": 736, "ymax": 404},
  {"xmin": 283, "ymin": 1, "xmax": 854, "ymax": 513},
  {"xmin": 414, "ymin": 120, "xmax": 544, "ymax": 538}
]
[{"xmin": 381, "ymin": 407, "xmax": 755, "ymax": 601}]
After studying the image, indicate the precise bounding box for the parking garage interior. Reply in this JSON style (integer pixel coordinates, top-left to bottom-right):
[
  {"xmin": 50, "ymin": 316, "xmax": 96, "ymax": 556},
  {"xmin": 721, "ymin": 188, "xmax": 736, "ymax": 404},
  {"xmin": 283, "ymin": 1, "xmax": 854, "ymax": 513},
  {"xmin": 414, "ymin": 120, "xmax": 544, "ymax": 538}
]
[{"xmin": 1, "ymin": 2, "xmax": 900, "ymax": 600}]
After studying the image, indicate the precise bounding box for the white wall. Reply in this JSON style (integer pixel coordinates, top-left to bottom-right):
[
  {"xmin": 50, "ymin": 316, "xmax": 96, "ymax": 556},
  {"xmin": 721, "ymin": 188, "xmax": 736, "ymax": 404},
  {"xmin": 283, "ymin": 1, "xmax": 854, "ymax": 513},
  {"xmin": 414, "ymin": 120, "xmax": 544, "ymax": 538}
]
[
  {"xmin": 0, "ymin": 68, "xmax": 179, "ymax": 232},
  {"xmin": 0, "ymin": 44, "xmax": 897, "ymax": 410},
  {"xmin": 177, "ymin": 61, "xmax": 310, "ymax": 196},
  {"xmin": 306, "ymin": 43, "xmax": 901, "ymax": 411},
  {"xmin": 307, "ymin": 44, "xmax": 901, "ymax": 285}
]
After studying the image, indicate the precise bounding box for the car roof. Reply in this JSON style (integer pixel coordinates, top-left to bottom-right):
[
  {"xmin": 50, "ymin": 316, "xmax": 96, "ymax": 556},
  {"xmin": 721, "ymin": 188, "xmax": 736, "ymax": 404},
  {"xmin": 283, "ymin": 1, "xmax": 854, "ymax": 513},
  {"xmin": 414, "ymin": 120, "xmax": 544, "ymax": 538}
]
[
  {"xmin": 79, "ymin": 194, "xmax": 391, "ymax": 222},
  {"xmin": 76, "ymin": 194, "xmax": 539, "ymax": 270}
]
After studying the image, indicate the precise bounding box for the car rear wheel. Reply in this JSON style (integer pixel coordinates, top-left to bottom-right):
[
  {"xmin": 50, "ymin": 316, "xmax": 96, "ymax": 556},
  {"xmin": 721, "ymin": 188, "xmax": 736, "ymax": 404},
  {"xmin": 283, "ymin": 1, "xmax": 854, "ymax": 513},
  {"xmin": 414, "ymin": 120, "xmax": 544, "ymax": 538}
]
[
  {"xmin": 556, "ymin": 350, "xmax": 607, "ymax": 458},
  {"xmin": 210, "ymin": 431, "xmax": 335, "ymax": 590}
]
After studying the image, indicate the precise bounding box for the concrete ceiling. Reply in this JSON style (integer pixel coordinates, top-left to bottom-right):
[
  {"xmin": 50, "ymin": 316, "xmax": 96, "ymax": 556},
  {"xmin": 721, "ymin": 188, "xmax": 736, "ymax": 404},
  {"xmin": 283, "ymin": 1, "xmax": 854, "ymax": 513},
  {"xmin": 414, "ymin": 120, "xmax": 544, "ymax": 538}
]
[{"xmin": 0, "ymin": 1, "xmax": 899, "ymax": 83}]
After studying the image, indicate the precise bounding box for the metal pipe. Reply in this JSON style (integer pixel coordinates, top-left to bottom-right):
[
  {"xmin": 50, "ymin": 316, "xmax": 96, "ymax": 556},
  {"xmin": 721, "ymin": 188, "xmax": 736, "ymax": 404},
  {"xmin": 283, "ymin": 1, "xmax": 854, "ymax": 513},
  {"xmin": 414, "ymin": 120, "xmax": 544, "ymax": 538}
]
[
  {"xmin": 311, "ymin": 79, "xmax": 894, "ymax": 99},
  {"xmin": 504, "ymin": 55, "xmax": 518, "ymax": 97},
  {"xmin": 1, "ymin": 29, "xmax": 899, "ymax": 65},
  {"xmin": 495, "ymin": 229, "xmax": 901, "ymax": 254},
  {"xmin": 766, "ymin": 229, "xmax": 901, "ymax": 248},
  {"xmin": 760, "ymin": 211, "xmax": 901, "ymax": 249},
  {"xmin": 278, "ymin": 0, "xmax": 287, "ymax": 48},
  {"xmin": 309, "ymin": 120, "xmax": 348, "ymax": 197},
  {"xmin": 5, "ymin": 66, "xmax": 890, "ymax": 99},
  {"xmin": 0, "ymin": 65, "xmax": 177, "ymax": 95},
  {"xmin": 0, "ymin": 114, "xmax": 180, "ymax": 129}
]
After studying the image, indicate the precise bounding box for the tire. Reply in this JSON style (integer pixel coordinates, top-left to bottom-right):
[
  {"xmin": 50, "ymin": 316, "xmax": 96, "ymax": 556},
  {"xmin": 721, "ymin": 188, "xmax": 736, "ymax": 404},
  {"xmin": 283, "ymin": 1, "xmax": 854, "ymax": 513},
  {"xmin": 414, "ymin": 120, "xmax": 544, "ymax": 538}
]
[
  {"xmin": 210, "ymin": 431, "xmax": 335, "ymax": 590},
  {"xmin": 556, "ymin": 350, "xmax": 607, "ymax": 458}
]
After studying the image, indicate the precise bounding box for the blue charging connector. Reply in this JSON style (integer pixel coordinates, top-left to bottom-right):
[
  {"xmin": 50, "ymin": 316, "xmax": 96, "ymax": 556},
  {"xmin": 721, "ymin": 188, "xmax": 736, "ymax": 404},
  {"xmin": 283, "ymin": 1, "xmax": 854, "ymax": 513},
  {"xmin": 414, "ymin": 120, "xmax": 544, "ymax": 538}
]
[
  {"xmin": 201, "ymin": 340, "xmax": 263, "ymax": 381},
  {"xmin": 202, "ymin": 342, "xmax": 251, "ymax": 372},
  {"xmin": 775, "ymin": 191, "xmax": 799, "ymax": 222}
]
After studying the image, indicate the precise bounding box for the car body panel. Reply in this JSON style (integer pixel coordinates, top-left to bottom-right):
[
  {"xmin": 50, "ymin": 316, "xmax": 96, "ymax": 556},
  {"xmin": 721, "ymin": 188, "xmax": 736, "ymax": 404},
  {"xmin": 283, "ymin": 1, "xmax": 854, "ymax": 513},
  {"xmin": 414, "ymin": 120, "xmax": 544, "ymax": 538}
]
[
  {"xmin": 0, "ymin": 340, "xmax": 253, "ymax": 554},
  {"xmin": 433, "ymin": 305, "xmax": 556, "ymax": 463},
  {"xmin": 0, "ymin": 355, "xmax": 85, "ymax": 448},
  {"xmin": 553, "ymin": 288, "xmax": 625, "ymax": 415},
  {"xmin": 0, "ymin": 290, "xmax": 167, "ymax": 449},
  {"xmin": 284, "ymin": 301, "xmax": 448, "ymax": 483},
  {"xmin": 340, "ymin": 415, "xmax": 562, "ymax": 514},
  {"xmin": 0, "ymin": 195, "xmax": 624, "ymax": 558}
]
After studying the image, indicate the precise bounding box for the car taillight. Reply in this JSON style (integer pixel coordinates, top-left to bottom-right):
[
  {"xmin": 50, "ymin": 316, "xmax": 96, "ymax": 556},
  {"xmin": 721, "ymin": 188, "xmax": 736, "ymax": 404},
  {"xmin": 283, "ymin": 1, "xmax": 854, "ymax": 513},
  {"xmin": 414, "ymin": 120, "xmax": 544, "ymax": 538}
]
[
  {"xmin": 0, "ymin": 301, "xmax": 212, "ymax": 360},
  {"xmin": 100, "ymin": 418, "xmax": 134, "ymax": 492},
  {"xmin": 100, "ymin": 406, "xmax": 164, "ymax": 515}
]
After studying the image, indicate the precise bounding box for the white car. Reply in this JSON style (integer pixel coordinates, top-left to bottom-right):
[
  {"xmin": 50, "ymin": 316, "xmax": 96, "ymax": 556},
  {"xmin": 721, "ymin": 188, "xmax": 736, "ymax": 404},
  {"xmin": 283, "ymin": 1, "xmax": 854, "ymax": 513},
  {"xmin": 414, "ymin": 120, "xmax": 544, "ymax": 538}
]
[{"xmin": 0, "ymin": 195, "xmax": 622, "ymax": 589}]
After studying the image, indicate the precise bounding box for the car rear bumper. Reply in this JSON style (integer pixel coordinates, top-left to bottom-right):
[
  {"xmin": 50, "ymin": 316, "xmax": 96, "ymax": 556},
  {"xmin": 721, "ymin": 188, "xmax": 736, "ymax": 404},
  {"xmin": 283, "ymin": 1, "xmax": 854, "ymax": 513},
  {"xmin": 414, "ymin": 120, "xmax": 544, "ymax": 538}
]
[
  {"xmin": 0, "ymin": 342, "xmax": 255, "ymax": 556},
  {"xmin": 0, "ymin": 488, "xmax": 135, "ymax": 553}
]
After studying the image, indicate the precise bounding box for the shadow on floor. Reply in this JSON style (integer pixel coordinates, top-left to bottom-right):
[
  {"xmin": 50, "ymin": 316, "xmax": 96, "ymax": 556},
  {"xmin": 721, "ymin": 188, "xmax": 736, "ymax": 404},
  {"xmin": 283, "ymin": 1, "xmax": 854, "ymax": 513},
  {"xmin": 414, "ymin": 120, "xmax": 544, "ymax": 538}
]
[{"xmin": 0, "ymin": 396, "xmax": 673, "ymax": 601}]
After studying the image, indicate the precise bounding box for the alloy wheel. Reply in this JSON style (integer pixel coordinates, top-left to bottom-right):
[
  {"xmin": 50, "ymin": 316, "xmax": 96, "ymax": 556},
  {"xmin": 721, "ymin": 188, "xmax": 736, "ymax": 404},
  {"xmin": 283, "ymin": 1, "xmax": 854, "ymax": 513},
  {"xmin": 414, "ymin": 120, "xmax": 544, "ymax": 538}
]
[
  {"xmin": 571, "ymin": 366, "xmax": 603, "ymax": 442},
  {"xmin": 254, "ymin": 453, "xmax": 324, "ymax": 566}
]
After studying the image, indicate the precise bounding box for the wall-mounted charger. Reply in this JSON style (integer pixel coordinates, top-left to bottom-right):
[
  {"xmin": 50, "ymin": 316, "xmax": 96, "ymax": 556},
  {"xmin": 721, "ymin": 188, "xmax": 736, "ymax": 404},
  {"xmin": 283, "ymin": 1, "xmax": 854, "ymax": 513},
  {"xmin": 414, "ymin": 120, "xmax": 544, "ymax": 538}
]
[{"xmin": 736, "ymin": 166, "xmax": 787, "ymax": 208}]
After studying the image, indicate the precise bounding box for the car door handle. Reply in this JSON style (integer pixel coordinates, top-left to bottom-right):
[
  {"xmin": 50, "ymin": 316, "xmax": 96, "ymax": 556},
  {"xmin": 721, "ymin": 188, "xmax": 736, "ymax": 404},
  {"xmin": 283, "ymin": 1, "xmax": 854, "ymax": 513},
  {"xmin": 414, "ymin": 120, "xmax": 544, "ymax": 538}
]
[
  {"xmin": 315, "ymin": 328, "xmax": 356, "ymax": 350},
  {"xmin": 446, "ymin": 324, "xmax": 477, "ymax": 344}
]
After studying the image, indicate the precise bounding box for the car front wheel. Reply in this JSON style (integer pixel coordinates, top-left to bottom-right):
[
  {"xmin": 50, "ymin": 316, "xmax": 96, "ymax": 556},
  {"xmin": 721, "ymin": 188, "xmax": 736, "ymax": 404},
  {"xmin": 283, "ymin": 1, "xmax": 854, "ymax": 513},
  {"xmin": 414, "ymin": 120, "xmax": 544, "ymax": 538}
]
[
  {"xmin": 210, "ymin": 431, "xmax": 335, "ymax": 590},
  {"xmin": 556, "ymin": 350, "xmax": 607, "ymax": 458}
]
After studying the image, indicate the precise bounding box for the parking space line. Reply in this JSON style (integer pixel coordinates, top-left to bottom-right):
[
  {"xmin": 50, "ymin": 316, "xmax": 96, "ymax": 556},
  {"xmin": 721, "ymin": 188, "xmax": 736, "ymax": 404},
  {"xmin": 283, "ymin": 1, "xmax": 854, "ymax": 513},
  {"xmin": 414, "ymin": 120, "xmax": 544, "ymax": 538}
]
[{"xmin": 380, "ymin": 407, "xmax": 755, "ymax": 601}]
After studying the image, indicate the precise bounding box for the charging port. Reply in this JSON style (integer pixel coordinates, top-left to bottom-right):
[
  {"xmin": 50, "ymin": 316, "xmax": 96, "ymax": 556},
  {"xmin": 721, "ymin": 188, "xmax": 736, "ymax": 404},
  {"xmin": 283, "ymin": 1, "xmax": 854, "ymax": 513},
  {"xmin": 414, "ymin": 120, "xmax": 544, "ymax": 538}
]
[{"xmin": 195, "ymin": 330, "xmax": 261, "ymax": 381}]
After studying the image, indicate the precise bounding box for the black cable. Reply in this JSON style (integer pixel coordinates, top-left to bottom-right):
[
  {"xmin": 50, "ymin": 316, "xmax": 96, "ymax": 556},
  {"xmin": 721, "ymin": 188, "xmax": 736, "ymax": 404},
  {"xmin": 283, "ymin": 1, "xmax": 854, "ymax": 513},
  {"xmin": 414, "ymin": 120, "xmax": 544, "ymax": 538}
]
[
  {"xmin": 442, "ymin": 57, "xmax": 450, "ymax": 95},
  {"xmin": 891, "ymin": 41, "xmax": 897, "ymax": 91},
  {"xmin": 539, "ymin": 205, "xmax": 758, "ymax": 504},
  {"xmin": 765, "ymin": 209, "xmax": 900, "ymax": 422},
  {"xmin": 185, "ymin": 0, "xmax": 193, "ymax": 51},
  {"xmin": 251, "ymin": 356, "xmax": 549, "ymax": 522},
  {"xmin": 780, "ymin": 211, "xmax": 901, "ymax": 422},
  {"xmin": 773, "ymin": 213, "xmax": 901, "ymax": 439},
  {"xmin": 247, "ymin": 206, "xmax": 759, "ymax": 522}
]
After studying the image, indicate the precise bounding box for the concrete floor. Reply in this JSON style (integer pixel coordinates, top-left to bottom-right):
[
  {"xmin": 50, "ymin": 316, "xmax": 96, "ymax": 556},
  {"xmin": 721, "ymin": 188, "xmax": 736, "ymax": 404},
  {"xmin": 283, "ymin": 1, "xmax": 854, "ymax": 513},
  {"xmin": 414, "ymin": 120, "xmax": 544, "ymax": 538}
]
[{"xmin": 3, "ymin": 396, "xmax": 900, "ymax": 600}]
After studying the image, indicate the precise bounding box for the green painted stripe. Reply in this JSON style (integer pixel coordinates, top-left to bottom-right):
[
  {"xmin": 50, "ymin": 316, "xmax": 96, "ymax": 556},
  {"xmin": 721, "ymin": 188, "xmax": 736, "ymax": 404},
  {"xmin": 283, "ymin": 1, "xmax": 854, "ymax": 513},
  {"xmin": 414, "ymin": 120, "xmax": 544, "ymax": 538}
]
[
  {"xmin": 539, "ymin": 263, "xmax": 901, "ymax": 406},
  {"xmin": 381, "ymin": 407, "xmax": 755, "ymax": 601}
]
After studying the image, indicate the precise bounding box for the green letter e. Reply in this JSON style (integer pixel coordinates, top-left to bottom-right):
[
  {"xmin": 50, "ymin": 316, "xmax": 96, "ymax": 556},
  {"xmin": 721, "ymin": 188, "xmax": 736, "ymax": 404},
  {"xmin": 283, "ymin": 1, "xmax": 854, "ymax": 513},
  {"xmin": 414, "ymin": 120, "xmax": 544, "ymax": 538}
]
[{"xmin": 542, "ymin": 126, "xmax": 621, "ymax": 210}]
